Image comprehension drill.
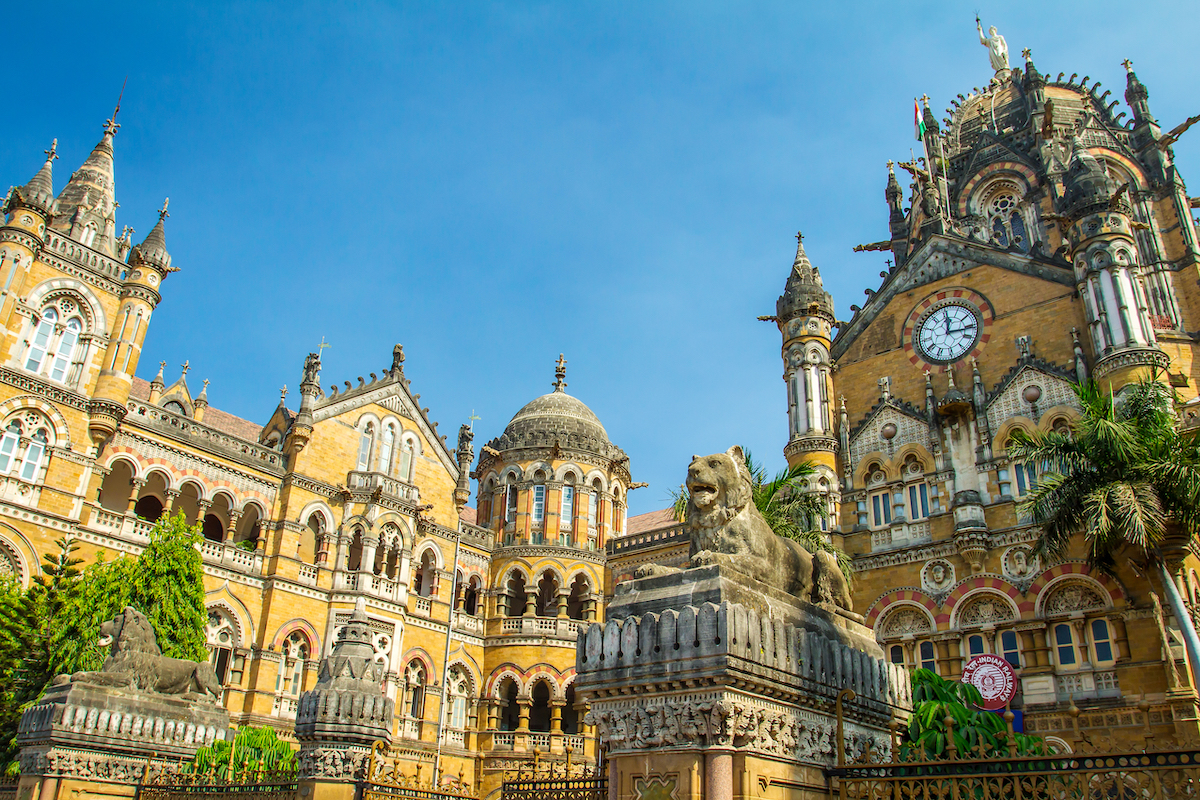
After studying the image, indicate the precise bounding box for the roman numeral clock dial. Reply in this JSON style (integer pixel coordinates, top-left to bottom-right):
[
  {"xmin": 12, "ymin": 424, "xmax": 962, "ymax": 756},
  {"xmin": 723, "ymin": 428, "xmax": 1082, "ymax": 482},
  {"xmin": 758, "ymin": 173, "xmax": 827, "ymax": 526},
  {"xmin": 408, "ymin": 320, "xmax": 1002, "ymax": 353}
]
[{"xmin": 916, "ymin": 303, "xmax": 980, "ymax": 363}]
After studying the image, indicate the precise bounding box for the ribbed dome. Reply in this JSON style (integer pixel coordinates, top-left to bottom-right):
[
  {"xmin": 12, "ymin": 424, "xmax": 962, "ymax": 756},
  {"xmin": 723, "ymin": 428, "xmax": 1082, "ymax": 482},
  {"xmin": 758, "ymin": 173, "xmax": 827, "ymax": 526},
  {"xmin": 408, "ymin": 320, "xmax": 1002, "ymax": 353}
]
[
  {"xmin": 485, "ymin": 356, "xmax": 627, "ymax": 461},
  {"xmin": 502, "ymin": 391, "xmax": 610, "ymax": 445}
]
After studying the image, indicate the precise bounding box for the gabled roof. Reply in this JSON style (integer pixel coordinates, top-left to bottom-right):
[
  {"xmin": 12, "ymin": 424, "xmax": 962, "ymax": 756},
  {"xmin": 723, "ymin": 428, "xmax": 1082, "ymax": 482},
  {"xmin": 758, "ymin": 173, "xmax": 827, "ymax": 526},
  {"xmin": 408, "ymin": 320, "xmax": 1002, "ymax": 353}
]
[
  {"xmin": 130, "ymin": 377, "xmax": 263, "ymax": 441},
  {"xmin": 831, "ymin": 236, "xmax": 1072, "ymax": 361}
]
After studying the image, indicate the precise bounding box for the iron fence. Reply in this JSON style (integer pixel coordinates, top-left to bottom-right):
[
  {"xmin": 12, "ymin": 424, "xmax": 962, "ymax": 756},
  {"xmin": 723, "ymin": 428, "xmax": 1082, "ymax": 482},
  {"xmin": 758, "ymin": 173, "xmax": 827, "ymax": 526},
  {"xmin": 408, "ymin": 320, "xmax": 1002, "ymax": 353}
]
[
  {"xmin": 138, "ymin": 769, "xmax": 298, "ymax": 800},
  {"xmin": 501, "ymin": 778, "xmax": 608, "ymax": 800}
]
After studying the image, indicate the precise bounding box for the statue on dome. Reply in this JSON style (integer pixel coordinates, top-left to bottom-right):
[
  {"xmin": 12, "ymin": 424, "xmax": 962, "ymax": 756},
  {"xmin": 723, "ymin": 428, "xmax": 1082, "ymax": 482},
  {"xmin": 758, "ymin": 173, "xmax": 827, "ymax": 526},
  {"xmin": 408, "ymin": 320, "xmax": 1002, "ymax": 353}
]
[{"xmin": 976, "ymin": 16, "xmax": 1009, "ymax": 74}]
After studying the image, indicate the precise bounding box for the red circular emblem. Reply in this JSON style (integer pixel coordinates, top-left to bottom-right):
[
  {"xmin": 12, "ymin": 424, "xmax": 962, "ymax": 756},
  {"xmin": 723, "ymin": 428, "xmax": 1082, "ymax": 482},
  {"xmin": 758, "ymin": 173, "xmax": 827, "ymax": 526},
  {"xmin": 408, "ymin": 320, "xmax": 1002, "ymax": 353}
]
[{"xmin": 961, "ymin": 654, "xmax": 1016, "ymax": 710}]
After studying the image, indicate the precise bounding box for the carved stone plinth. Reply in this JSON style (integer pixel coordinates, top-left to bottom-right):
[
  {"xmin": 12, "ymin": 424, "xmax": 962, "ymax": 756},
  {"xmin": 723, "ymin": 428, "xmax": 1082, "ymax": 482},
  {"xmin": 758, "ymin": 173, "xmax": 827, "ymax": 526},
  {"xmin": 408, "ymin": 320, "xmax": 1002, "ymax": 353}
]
[
  {"xmin": 16, "ymin": 680, "xmax": 231, "ymax": 798},
  {"xmin": 577, "ymin": 566, "xmax": 911, "ymax": 800},
  {"xmin": 297, "ymin": 598, "xmax": 394, "ymax": 800}
]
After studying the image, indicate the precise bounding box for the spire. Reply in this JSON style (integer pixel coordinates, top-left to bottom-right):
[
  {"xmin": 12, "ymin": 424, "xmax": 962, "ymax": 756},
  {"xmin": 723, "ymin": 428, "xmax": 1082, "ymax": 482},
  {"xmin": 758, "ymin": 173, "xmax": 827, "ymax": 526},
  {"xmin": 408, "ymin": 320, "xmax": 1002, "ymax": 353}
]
[
  {"xmin": 51, "ymin": 116, "xmax": 119, "ymax": 252},
  {"xmin": 128, "ymin": 199, "xmax": 173, "ymax": 273},
  {"xmin": 776, "ymin": 231, "xmax": 834, "ymax": 323},
  {"xmin": 5, "ymin": 140, "xmax": 58, "ymax": 218},
  {"xmin": 148, "ymin": 360, "xmax": 165, "ymax": 404},
  {"xmin": 552, "ymin": 354, "xmax": 567, "ymax": 393},
  {"xmin": 1123, "ymin": 59, "xmax": 1155, "ymax": 125},
  {"xmin": 885, "ymin": 161, "xmax": 903, "ymax": 217},
  {"xmin": 921, "ymin": 95, "xmax": 941, "ymax": 138}
]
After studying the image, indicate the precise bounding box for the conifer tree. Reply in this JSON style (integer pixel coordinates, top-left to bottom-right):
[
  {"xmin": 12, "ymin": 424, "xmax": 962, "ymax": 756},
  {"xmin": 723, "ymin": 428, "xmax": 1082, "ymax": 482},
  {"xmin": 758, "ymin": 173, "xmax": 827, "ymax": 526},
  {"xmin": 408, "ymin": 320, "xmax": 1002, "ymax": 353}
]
[{"xmin": 128, "ymin": 512, "xmax": 208, "ymax": 661}]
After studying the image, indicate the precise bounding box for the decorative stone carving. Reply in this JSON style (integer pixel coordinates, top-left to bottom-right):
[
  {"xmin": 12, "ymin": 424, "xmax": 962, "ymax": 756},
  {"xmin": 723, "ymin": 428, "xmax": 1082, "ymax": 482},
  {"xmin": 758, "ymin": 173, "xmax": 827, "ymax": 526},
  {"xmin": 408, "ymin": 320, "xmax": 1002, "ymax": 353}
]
[
  {"xmin": 297, "ymin": 597, "xmax": 394, "ymax": 781},
  {"xmin": 881, "ymin": 606, "xmax": 932, "ymax": 637},
  {"xmin": 1044, "ymin": 581, "xmax": 1107, "ymax": 615},
  {"xmin": 921, "ymin": 559, "xmax": 955, "ymax": 595},
  {"xmin": 638, "ymin": 447, "xmax": 852, "ymax": 611},
  {"xmin": 585, "ymin": 695, "xmax": 888, "ymax": 764},
  {"xmin": 298, "ymin": 745, "xmax": 371, "ymax": 780},
  {"xmin": 58, "ymin": 607, "xmax": 222, "ymax": 700},
  {"xmin": 957, "ymin": 593, "xmax": 1015, "ymax": 627},
  {"xmin": 1003, "ymin": 545, "xmax": 1039, "ymax": 587}
]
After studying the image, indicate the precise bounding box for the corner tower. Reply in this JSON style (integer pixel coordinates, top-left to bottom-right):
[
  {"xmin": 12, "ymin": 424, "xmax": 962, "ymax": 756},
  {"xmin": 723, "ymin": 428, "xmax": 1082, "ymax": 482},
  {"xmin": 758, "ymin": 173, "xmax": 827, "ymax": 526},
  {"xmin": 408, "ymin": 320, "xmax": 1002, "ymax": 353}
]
[
  {"xmin": 471, "ymin": 356, "xmax": 627, "ymax": 780},
  {"xmin": 774, "ymin": 233, "xmax": 837, "ymax": 475}
]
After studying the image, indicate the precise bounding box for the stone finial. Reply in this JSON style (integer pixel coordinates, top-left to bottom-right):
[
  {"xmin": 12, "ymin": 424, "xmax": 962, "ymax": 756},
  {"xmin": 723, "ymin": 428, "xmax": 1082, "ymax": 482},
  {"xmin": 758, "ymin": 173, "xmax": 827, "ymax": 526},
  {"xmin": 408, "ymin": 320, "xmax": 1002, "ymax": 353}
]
[
  {"xmin": 878, "ymin": 376, "xmax": 891, "ymax": 401},
  {"xmin": 553, "ymin": 353, "xmax": 568, "ymax": 392},
  {"xmin": 180, "ymin": 359, "xmax": 190, "ymax": 378}
]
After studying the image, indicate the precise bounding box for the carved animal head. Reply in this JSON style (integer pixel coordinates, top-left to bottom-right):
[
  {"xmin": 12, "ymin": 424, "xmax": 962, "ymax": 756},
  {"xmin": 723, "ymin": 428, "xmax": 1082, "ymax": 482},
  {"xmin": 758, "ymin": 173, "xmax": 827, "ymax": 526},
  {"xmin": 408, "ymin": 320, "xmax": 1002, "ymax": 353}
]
[
  {"xmin": 102, "ymin": 606, "xmax": 162, "ymax": 657},
  {"xmin": 686, "ymin": 446, "xmax": 753, "ymax": 525}
]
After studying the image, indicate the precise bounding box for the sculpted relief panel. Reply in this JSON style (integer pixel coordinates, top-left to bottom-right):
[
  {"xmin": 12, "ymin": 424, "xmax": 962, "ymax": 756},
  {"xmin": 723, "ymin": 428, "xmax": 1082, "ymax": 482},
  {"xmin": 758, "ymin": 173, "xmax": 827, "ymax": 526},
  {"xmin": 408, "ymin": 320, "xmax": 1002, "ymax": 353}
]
[{"xmin": 585, "ymin": 693, "xmax": 888, "ymax": 765}]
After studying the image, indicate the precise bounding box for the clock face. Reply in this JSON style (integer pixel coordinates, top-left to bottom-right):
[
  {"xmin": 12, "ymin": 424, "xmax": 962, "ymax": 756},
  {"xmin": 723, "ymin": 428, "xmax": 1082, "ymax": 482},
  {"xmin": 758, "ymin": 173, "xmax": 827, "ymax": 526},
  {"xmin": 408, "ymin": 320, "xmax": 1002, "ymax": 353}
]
[{"xmin": 917, "ymin": 303, "xmax": 980, "ymax": 363}]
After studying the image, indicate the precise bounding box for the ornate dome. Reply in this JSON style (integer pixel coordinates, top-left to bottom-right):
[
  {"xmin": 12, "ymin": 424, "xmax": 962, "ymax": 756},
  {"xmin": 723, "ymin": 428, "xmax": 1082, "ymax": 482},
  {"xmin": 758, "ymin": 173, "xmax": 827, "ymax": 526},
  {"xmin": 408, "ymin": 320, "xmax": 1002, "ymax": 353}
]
[
  {"xmin": 485, "ymin": 355, "xmax": 626, "ymax": 462},
  {"xmin": 502, "ymin": 390, "xmax": 609, "ymax": 445}
]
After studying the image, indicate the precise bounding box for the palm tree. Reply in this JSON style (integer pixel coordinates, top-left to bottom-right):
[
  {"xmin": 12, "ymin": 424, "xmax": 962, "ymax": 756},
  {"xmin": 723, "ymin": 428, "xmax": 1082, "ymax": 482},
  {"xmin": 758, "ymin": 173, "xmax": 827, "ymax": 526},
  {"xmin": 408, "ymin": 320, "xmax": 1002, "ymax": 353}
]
[
  {"xmin": 1007, "ymin": 377, "xmax": 1200, "ymax": 688},
  {"xmin": 670, "ymin": 449, "xmax": 852, "ymax": 581}
]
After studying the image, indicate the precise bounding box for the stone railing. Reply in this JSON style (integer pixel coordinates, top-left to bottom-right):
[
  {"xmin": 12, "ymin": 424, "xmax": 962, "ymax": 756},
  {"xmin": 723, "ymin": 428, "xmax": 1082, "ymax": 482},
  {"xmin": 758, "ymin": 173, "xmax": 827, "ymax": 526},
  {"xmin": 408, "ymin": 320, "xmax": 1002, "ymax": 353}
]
[
  {"xmin": 442, "ymin": 728, "xmax": 465, "ymax": 748},
  {"xmin": 564, "ymin": 734, "xmax": 585, "ymax": 751},
  {"xmin": 401, "ymin": 718, "xmax": 421, "ymax": 740},
  {"xmin": 1057, "ymin": 670, "xmax": 1120, "ymax": 700},
  {"xmin": 85, "ymin": 505, "xmax": 263, "ymax": 575},
  {"xmin": 413, "ymin": 596, "xmax": 432, "ymax": 617},
  {"xmin": 871, "ymin": 520, "xmax": 932, "ymax": 552},
  {"xmin": 607, "ymin": 523, "xmax": 687, "ymax": 554},
  {"xmin": 126, "ymin": 401, "xmax": 283, "ymax": 474},
  {"xmin": 298, "ymin": 564, "xmax": 319, "ymax": 585},
  {"xmin": 529, "ymin": 733, "xmax": 551, "ymax": 751},
  {"xmin": 198, "ymin": 539, "xmax": 263, "ymax": 574},
  {"xmin": 500, "ymin": 616, "xmax": 584, "ymax": 639},
  {"xmin": 492, "ymin": 732, "xmax": 515, "ymax": 749},
  {"xmin": 346, "ymin": 471, "xmax": 419, "ymax": 502},
  {"xmin": 43, "ymin": 234, "xmax": 128, "ymax": 281},
  {"xmin": 453, "ymin": 611, "xmax": 483, "ymax": 634}
]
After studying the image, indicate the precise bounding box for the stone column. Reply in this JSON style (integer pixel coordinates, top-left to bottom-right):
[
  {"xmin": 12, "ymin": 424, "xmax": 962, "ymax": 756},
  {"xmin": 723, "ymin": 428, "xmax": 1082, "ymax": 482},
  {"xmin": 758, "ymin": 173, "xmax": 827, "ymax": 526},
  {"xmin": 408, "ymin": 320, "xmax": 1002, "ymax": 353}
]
[
  {"xmin": 517, "ymin": 699, "xmax": 531, "ymax": 732},
  {"xmin": 556, "ymin": 591, "xmax": 569, "ymax": 619},
  {"xmin": 163, "ymin": 488, "xmax": 180, "ymax": 518},
  {"xmin": 1074, "ymin": 619, "xmax": 1091, "ymax": 667},
  {"xmin": 524, "ymin": 589, "xmax": 537, "ymax": 617},
  {"xmin": 125, "ymin": 478, "xmax": 144, "ymax": 514},
  {"xmin": 486, "ymin": 701, "xmax": 499, "ymax": 731},
  {"xmin": 226, "ymin": 509, "xmax": 241, "ymax": 539},
  {"xmin": 705, "ymin": 750, "xmax": 734, "ymax": 800},
  {"xmin": 1111, "ymin": 615, "xmax": 1131, "ymax": 662},
  {"xmin": 360, "ymin": 535, "xmax": 378, "ymax": 576},
  {"xmin": 585, "ymin": 596, "xmax": 597, "ymax": 623},
  {"xmin": 497, "ymin": 591, "xmax": 509, "ymax": 618},
  {"xmin": 550, "ymin": 701, "xmax": 564, "ymax": 733}
]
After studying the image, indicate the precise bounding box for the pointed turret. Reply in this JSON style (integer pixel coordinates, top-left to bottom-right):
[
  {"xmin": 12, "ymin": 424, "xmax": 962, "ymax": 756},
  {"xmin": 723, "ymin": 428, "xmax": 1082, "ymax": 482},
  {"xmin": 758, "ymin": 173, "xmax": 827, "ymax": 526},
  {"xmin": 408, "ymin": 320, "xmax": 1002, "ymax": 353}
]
[
  {"xmin": 148, "ymin": 360, "xmax": 166, "ymax": 404},
  {"xmin": 5, "ymin": 140, "xmax": 58, "ymax": 219},
  {"xmin": 1124, "ymin": 60, "xmax": 1155, "ymax": 126},
  {"xmin": 51, "ymin": 116, "xmax": 119, "ymax": 254},
  {"xmin": 776, "ymin": 233, "xmax": 834, "ymax": 324},
  {"xmin": 128, "ymin": 199, "xmax": 173, "ymax": 274}
]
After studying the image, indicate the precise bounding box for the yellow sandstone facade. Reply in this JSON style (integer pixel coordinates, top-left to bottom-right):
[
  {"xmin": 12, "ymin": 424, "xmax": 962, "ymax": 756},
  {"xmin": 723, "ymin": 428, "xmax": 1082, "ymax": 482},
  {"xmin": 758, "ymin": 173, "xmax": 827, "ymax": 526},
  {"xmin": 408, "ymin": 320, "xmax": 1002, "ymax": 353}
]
[{"xmin": 0, "ymin": 121, "xmax": 625, "ymax": 796}]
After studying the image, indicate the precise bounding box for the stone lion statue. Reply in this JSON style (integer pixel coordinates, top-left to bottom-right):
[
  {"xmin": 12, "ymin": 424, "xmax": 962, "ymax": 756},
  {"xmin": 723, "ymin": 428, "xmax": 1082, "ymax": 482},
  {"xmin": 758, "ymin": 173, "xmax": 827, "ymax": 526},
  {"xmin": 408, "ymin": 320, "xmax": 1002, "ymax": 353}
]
[
  {"xmin": 58, "ymin": 606, "xmax": 222, "ymax": 701},
  {"xmin": 643, "ymin": 446, "xmax": 852, "ymax": 611}
]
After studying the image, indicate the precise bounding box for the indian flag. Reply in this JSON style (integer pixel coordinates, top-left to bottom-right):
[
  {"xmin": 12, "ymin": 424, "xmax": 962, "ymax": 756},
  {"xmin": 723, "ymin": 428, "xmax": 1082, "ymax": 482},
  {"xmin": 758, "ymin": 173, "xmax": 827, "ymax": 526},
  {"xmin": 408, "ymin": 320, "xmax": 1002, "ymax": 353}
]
[{"xmin": 914, "ymin": 98, "xmax": 926, "ymax": 141}]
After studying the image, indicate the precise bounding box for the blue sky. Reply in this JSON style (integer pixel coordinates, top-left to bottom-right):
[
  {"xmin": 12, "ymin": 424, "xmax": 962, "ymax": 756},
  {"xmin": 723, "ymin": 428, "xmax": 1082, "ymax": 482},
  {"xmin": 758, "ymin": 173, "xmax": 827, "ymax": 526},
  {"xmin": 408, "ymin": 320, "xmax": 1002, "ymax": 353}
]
[{"xmin": 4, "ymin": 2, "xmax": 1198, "ymax": 515}]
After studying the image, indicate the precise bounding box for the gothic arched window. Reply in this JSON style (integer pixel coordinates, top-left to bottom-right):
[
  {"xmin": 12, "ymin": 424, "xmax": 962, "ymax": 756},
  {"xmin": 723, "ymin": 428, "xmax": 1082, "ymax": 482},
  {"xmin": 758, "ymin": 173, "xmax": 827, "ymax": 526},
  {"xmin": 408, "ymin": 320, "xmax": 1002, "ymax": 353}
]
[
  {"xmin": 24, "ymin": 307, "xmax": 58, "ymax": 373},
  {"xmin": 446, "ymin": 667, "xmax": 470, "ymax": 730},
  {"xmin": 357, "ymin": 423, "xmax": 374, "ymax": 471},
  {"xmin": 981, "ymin": 182, "xmax": 1029, "ymax": 253}
]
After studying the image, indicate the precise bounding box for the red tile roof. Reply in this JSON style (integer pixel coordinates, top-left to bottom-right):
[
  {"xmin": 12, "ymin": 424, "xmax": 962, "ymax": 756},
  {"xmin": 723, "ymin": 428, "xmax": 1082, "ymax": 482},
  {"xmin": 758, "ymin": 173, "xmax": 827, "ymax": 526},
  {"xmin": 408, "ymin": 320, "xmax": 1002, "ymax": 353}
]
[
  {"xmin": 459, "ymin": 507, "xmax": 477, "ymax": 525},
  {"xmin": 130, "ymin": 377, "xmax": 264, "ymax": 442},
  {"xmin": 625, "ymin": 507, "xmax": 678, "ymax": 536}
]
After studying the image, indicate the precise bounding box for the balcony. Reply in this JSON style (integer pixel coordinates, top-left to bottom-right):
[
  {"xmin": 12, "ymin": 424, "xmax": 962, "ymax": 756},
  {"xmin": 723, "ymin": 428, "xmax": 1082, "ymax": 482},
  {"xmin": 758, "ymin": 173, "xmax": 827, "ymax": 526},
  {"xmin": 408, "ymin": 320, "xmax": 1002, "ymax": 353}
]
[
  {"xmin": 442, "ymin": 729, "xmax": 466, "ymax": 748},
  {"xmin": 199, "ymin": 539, "xmax": 264, "ymax": 574},
  {"xmin": 298, "ymin": 564, "xmax": 318, "ymax": 586},
  {"xmin": 412, "ymin": 595, "xmax": 433, "ymax": 617},
  {"xmin": 401, "ymin": 718, "xmax": 422, "ymax": 740},
  {"xmin": 347, "ymin": 471, "xmax": 419, "ymax": 503},
  {"xmin": 499, "ymin": 616, "xmax": 585, "ymax": 639},
  {"xmin": 492, "ymin": 732, "xmax": 515, "ymax": 750},
  {"xmin": 453, "ymin": 610, "xmax": 483, "ymax": 634},
  {"xmin": 871, "ymin": 520, "xmax": 932, "ymax": 552}
]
